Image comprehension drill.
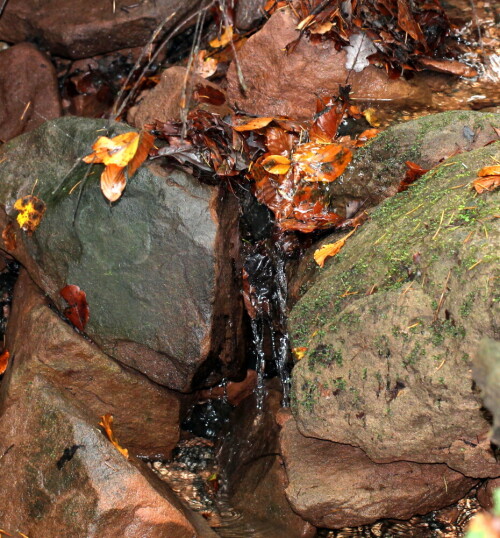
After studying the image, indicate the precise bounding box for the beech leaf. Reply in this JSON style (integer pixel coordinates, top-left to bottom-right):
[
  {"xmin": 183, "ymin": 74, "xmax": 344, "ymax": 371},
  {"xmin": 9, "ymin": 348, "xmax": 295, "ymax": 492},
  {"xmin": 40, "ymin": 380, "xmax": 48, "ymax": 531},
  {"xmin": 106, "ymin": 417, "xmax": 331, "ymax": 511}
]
[
  {"xmin": 233, "ymin": 117, "xmax": 275, "ymax": 132},
  {"xmin": 83, "ymin": 132, "xmax": 140, "ymax": 167},
  {"xmin": 99, "ymin": 414, "xmax": 129, "ymax": 459},
  {"xmin": 261, "ymin": 155, "xmax": 291, "ymax": 175},
  {"xmin": 13, "ymin": 195, "xmax": 46, "ymax": 235},
  {"xmin": 478, "ymin": 165, "xmax": 500, "ymax": 177},
  {"xmin": 0, "ymin": 350, "xmax": 9, "ymax": 375},
  {"xmin": 60, "ymin": 284, "xmax": 90, "ymax": 332},
  {"xmin": 472, "ymin": 175, "xmax": 500, "ymax": 194},
  {"xmin": 314, "ymin": 228, "xmax": 357, "ymax": 267}
]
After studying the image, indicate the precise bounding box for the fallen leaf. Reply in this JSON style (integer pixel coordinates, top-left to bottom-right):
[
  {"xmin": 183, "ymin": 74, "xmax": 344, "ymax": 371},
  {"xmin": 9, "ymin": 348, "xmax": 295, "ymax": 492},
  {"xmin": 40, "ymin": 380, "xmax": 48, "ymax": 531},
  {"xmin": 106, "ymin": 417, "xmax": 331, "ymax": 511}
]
[
  {"xmin": 472, "ymin": 175, "xmax": 500, "ymax": 194},
  {"xmin": 478, "ymin": 165, "xmax": 500, "ymax": 177},
  {"xmin": 13, "ymin": 195, "xmax": 46, "ymax": 234},
  {"xmin": 2, "ymin": 222, "xmax": 17, "ymax": 250},
  {"xmin": 398, "ymin": 161, "xmax": 429, "ymax": 192},
  {"xmin": 193, "ymin": 50, "xmax": 218, "ymax": 78},
  {"xmin": 99, "ymin": 414, "xmax": 129, "ymax": 459},
  {"xmin": 100, "ymin": 164, "xmax": 126, "ymax": 203},
  {"xmin": 209, "ymin": 25, "xmax": 234, "ymax": 49},
  {"xmin": 60, "ymin": 284, "xmax": 89, "ymax": 332},
  {"xmin": 355, "ymin": 128, "xmax": 380, "ymax": 146},
  {"xmin": 294, "ymin": 143, "xmax": 352, "ymax": 182},
  {"xmin": 261, "ymin": 154, "xmax": 291, "ymax": 174},
  {"xmin": 193, "ymin": 84, "xmax": 226, "ymax": 106},
  {"xmin": 314, "ymin": 228, "xmax": 357, "ymax": 267},
  {"xmin": 233, "ymin": 117, "xmax": 275, "ymax": 132},
  {"xmin": 83, "ymin": 132, "xmax": 140, "ymax": 167},
  {"xmin": 293, "ymin": 347, "xmax": 308, "ymax": 360},
  {"xmin": 0, "ymin": 350, "xmax": 9, "ymax": 375}
]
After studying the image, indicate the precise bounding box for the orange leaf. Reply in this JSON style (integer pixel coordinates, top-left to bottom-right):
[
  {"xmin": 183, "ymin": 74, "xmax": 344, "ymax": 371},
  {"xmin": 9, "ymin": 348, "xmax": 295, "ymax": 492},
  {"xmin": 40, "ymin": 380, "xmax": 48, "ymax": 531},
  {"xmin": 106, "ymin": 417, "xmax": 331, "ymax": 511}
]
[
  {"xmin": 314, "ymin": 228, "xmax": 357, "ymax": 267},
  {"xmin": 100, "ymin": 164, "xmax": 126, "ymax": 203},
  {"xmin": 125, "ymin": 131, "xmax": 155, "ymax": 178},
  {"xmin": 99, "ymin": 414, "xmax": 129, "ymax": 459},
  {"xmin": 293, "ymin": 347, "xmax": 308, "ymax": 360},
  {"xmin": 209, "ymin": 25, "xmax": 234, "ymax": 48},
  {"xmin": 472, "ymin": 175, "xmax": 500, "ymax": 194},
  {"xmin": 233, "ymin": 117, "xmax": 275, "ymax": 132},
  {"xmin": 0, "ymin": 350, "xmax": 9, "ymax": 375},
  {"xmin": 83, "ymin": 132, "xmax": 140, "ymax": 167},
  {"xmin": 2, "ymin": 222, "xmax": 17, "ymax": 250},
  {"xmin": 13, "ymin": 195, "xmax": 46, "ymax": 234},
  {"xmin": 261, "ymin": 155, "xmax": 291, "ymax": 175},
  {"xmin": 478, "ymin": 165, "xmax": 500, "ymax": 177},
  {"xmin": 294, "ymin": 143, "xmax": 352, "ymax": 182}
]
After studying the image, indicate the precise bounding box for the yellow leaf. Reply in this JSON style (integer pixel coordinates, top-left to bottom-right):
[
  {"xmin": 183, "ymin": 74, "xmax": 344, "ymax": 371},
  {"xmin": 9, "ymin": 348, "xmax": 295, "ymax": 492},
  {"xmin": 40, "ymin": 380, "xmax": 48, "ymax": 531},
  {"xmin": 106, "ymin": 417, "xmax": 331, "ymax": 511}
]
[
  {"xmin": 261, "ymin": 154, "xmax": 291, "ymax": 175},
  {"xmin": 233, "ymin": 117, "xmax": 275, "ymax": 132},
  {"xmin": 478, "ymin": 165, "xmax": 500, "ymax": 177},
  {"xmin": 13, "ymin": 195, "xmax": 46, "ymax": 234},
  {"xmin": 293, "ymin": 347, "xmax": 308, "ymax": 360},
  {"xmin": 83, "ymin": 132, "xmax": 140, "ymax": 167},
  {"xmin": 314, "ymin": 228, "xmax": 357, "ymax": 267},
  {"xmin": 99, "ymin": 414, "xmax": 129, "ymax": 459},
  {"xmin": 209, "ymin": 25, "xmax": 234, "ymax": 49},
  {"xmin": 362, "ymin": 107, "xmax": 381, "ymax": 127}
]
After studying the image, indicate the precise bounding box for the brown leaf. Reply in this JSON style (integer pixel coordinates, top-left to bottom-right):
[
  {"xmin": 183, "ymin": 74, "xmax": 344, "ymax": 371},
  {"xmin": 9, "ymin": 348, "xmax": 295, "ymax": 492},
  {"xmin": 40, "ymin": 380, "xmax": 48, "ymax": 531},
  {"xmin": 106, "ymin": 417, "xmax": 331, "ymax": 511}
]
[
  {"xmin": 100, "ymin": 164, "xmax": 127, "ymax": 203},
  {"xmin": 265, "ymin": 126, "xmax": 295, "ymax": 155},
  {"xmin": 472, "ymin": 175, "xmax": 500, "ymax": 193},
  {"xmin": 0, "ymin": 350, "xmax": 9, "ymax": 375},
  {"xmin": 60, "ymin": 284, "xmax": 89, "ymax": 332},
  {"xmin": 2, "ymin": 222, "xmax": 17, "ymax": 250},
  {"xmin": 233, "ymin": 117, "xmax": 275, "ymax": 132},
  {"xmin": 99, "ymin": 414, "xmax": 129, "ymax": 459},
  {"xmin": 193, "ymin": 84, "xmax": 226, "ymax": 106},
  {"xmin": 398, "ymin": 161, "xmax": 429, "ymax": 192},
  {"xmin": 126, "ymin": 131, "xmax": 155, "ymax": 178},
  {"xmin": 397, "ymin": 0, "xmax": 426, "ymax": 45},
  {"xmin": 314, "ymin": 228, "xmax": 357, "ymax": 267},
  {"xmin": 261, "ymin": 154, "xmax": 291, "ymax": 175},
  {"xmin": 417, "ymin": 57, "xmax": 477, "ymax": 77},
  {"xmin": 13, "ymin": 195, "xmax": 46, "ymax": 235}
]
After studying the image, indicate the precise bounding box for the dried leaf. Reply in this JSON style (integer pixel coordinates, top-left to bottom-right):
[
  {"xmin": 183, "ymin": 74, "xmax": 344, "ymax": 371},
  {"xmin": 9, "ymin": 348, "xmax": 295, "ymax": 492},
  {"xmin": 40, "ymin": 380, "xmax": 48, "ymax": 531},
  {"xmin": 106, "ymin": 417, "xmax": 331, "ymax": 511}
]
[
  {"xmin": 83, "ymin": 132, "xmax": 140, "ymax": 167},
  {"xmin": 2, "ymin": 222, "xmax": 17, "ymax": 250},
  {"xmin": 417, "ymin": 58, "xmax": 477, "ymax": 78},
  {"xmin": 261, "ymin": 155, "xmax": 291, "ymax": 174},
  {"xmin": 233, "ymin": 117, "xmax": 275, "ymax": 132},
  {"xmin": 0, "ymin": 350, "xmax": 9, "ymax": 375},
  {"xmin": 314, "ymin": 228, "xmax": 357, "ymax": 267},
  {"xmin": 293, "ymin": 347, "xmax": 308, "ymax": 360},
  {"xmin": 60, "ymin": 284, "xmax": 90, "ymax": 332},
  {"xmin": 472, "ymin": 175, "xmax": 500, "ymax": 194},
  {"xmin": 99, "ymin": 414, "xmax": 129, "ymax": 459},
  {"xmin": 13, "ymin": 195, "xmax": 46, "ymax": 234},
  {"xmin": 193, "ymin": 84, "xmax": 226, "ymax": 106},
  {"xmin": 398, "ymin": 161, "xmax": 429, "ymax": 192},
  {"xmin": 397, "ymin": 0, "xmax": 426, "ymax": 45},
  {"xmin": 126, "ymin": 131, "xmax": 155, "ymax": 178},
  {"xmin": 193, "ymin": 50, "xmax": 218, "ymax": 78},
  {"xmin": 209, "ymin": 25, "xmax": 234, "ymax": 49},
  {"xmin": 478, "ymin": 165, "xmax": 500, "ymax": 177},
  {"xmin": 100, "ymin": 164, "xmax": 127, "ymax": 203}
]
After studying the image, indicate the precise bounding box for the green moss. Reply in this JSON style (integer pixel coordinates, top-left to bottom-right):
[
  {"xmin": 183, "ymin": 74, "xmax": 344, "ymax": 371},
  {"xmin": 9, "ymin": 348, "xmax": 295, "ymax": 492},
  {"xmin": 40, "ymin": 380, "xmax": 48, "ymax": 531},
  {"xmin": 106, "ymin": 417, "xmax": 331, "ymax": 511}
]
[
  {"xmin": 460, "ymin": 291, "xmax": 477, "ymax": 318},
  {"xmin": 402, "ymin": 343, "xmax": 424, "ymax": 367}
]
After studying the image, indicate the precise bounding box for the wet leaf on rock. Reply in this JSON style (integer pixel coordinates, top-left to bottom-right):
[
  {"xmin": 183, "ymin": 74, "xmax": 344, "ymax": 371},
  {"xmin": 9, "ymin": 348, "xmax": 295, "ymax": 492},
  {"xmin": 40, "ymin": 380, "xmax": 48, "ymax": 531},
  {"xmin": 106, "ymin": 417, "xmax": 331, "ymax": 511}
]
[
  {"xmin": 472, "ymin": 165, "xmax": 500, "ymax": 193},
  {"xmin": 99, "ymin": 414, "xmax": 129, "ymax": 459},
  {"xmin": 13, "ymin": 195, "xmax": 46, "ymax": 235},
  {"xmin": 398, "ymin": 161, "xmax": 429, "ymax": 192},
  {"xmin": 1, "ymin": 223, "xmax": 17, "ymax": 250},
  {"xmin": 261, "ymin": 155, "xmax": 291, "ymax": 174},
  {"xmin": 0, "ymin": 350, "xmax": 9, "ymax": 375},
  {"xmin": 314, "ymin": 227, "xmax": 357, "ymax": 267},
  {"xmin": 60, "ymin": 284, "xmax": 89, "ymax": 332}
]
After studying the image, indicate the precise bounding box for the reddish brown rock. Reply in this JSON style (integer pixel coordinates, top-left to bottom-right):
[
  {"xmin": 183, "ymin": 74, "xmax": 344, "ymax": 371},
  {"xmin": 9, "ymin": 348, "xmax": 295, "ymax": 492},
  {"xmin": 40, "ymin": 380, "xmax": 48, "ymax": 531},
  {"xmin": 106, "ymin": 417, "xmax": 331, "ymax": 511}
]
[
  {"xmin": 5, "ymin": 269, "xmax": 183, "ymax": 459},
  {"xmin": 280, "ymin": 419, "xmax": 478, "ymax": 529},
  {"xmin": 0, "ymin": 371, "xmax": 216, "ymax": 537},
  {"xmin": 477, "ymin": 478, "xmax": 500, "ymax": 510},
  {"xmin": 226, "ymin": 8, "xmax": 428, "ymax": 118},
  {"xmin": 235, "ymin": 0, "xmax": 267, "ymax": 30},
  {"xmin": 0, "ymin": 43, "xmax": 61, "ymax": 142},
  {"xmin": 0, "ymin": 0, "xmax": 207, "ymax": 59},
  {"xmin": 128, "ymin": 66, "xmax": 230, "ymax": 129}
]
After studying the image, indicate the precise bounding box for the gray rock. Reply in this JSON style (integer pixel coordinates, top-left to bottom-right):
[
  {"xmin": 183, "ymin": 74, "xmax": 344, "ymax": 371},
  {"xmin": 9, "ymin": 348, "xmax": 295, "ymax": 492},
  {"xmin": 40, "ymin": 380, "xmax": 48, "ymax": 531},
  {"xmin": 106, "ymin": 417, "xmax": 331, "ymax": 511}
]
[
  {"xmin": 289, "ymin": 140, "xmax": 500, "ymax": 477},
  {"xmin": 0, "ymin": 117, "xmax": 243, "ymax": 391}
]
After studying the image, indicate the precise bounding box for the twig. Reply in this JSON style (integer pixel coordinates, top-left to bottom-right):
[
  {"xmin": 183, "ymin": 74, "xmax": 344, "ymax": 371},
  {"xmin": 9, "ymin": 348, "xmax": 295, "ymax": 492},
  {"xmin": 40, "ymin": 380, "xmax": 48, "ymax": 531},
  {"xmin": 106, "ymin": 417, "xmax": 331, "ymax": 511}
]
[
  {"xmin": 0, "ymin": 0, "xmax": 10, "ymax": 18},
  {"xmin": 433, "ymin": 269, "xmax": 451, "ymax": 322}
]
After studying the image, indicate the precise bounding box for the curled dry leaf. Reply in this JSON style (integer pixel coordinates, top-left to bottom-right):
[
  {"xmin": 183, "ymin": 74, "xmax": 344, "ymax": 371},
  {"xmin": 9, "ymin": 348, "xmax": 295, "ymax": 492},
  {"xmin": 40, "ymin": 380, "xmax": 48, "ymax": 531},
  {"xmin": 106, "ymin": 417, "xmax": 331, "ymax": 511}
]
[
  {"xmin": 193, "ymin": 50, "xmax": 218, "ymax": 78},
  {"xmin": 314, "ymin": 227, "xmax": 357, "ymax": 267},
  {"xmin": 0, "ymin": 350, "xmax": 9, "ymax": 375},
  {"xmin": 472, "ymin": 175, "xmax": 500, "ymax": 194},
  {"xmin": 60, "ymin": 284, "xmax": 90, "ymax": 332},
  {"xmin": 261, "ymin": 154, "xmax": 291, "ymax": 174},
  {"xmin": 209, "ymin": 25, "xmax": 234, "ymax": 49},
  {"xmin": 2, "ymin": 222, "xmax": 17, "ymax": 250},
  {"xmin": 100, "ymin": 164, "xmax": 126, "ymax": 203},
  {"xmin": 99, "ymin": 414, "xmax": 129, "ymax": 459},
  {"xmin": 13, "ymin": 195, "xmax": 46, "ymax": 234},
  {"xmin": 398, "ymin": 161, "xmax": 429, "ymax": 192}
]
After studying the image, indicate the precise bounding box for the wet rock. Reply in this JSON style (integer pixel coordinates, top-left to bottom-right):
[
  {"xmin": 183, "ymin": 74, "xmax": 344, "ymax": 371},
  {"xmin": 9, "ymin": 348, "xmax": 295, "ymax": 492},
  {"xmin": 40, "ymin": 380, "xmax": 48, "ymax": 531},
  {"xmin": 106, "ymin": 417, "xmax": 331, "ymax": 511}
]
[
  {"xmin": 0, "ymin": 117, "xmax": 243, "ymax": 392},
  {"xmin": 477, "ymin": 478, "xmax": 500, "ymax": 511},
  {"xmin": 235, "ymin": 0, "xmax": 267, "ymax": 31},
  {"xmin": 280, "ymin": 419, "xmax": 477, "ymax": 529},
  {"xmin": 0, "ymin": 43, "xmax": 61, "ymax": 142},
  {"xmin": 0, "ymin": 0, "xmax": 207, "ymax": 59},
  {"xmin": 473, "ymin": 339, "xmax": 500, "ymax": 446},
  {"xmin": 128, "ymin": 66, "xmax": 230, "ymax": 129},
  {"xmin": 5, "ymin": 269, "xmax": 181, "ymax": 458},
  {"xmin": 289, "ymin": 141, "xmax": 500, "ymax": 477},
  {"xmin": 226, "ymin": 8, "xmax": 428, "ymax": 119},
  {"xmin": 0, "ymin": 371, "xmax": 216, "ymax": 536},
  {"xmin": 220, "ymin": 383, "xmax": 315, "ymax": 537}
]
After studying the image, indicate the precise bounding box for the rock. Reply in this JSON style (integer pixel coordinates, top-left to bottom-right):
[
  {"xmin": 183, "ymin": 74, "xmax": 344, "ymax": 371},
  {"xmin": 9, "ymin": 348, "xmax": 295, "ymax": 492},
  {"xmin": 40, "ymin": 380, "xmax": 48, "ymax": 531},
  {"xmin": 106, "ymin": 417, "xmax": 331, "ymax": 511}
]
[
  {"xmin": 477, "ymin": 478, "xmax": 500, "ymax": 511},
  {"xmin": 0, "ymin": 371, "xmax": 217, "ymax": 536},
  {"xmin": 219, "ymin": 382, "xmax": 315, "ymax": 538},
  {"xmin": 280, "ymin": 419, "xmax": 477, "ymax": 529},
  {"xmin": 226, "ymin": 8, "xmax": 428, "ymax": 119},
  {"xmin": 235, "ymin": 0, "xmax": 267, "ymax": 30},
  {"xmin": 0, "ymin": 117, "xmax": 244, "ymax": 392},
  {"xmin": 0, "ymin": 0, "xmax": 207, "ymax": 59},
  {"xmin": 5, "ymin": 269, "xmax": 182, "ymax": 459},
  {"xmin": 289, "ymin": 140, "xmax": 500, "ymax": 477},
  {"xmin": 128, "ymin": 66, "xmax": 230, "ymax": 129},
  {"xmin": 473, "ymin": 339, "xmax": 500, "ymax": 446},
  {"xmin": 0, "ymin": 43, "xmax": 61, "ymax": 142}
]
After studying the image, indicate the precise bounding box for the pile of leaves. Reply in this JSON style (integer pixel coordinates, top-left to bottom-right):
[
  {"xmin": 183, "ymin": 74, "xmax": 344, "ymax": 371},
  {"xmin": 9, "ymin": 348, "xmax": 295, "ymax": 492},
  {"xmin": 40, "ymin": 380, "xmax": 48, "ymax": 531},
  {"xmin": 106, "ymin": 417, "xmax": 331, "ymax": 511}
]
[{"xmin": 266, "ymin": 0, "xmax": 476, "ymax": 77}]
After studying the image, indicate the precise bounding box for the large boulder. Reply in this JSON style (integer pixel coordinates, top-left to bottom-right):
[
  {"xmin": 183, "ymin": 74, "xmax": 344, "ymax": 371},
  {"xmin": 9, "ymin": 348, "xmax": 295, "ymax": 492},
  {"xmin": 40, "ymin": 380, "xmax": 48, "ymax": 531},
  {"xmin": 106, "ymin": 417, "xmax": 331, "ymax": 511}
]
[
  {"xmin": 0, "ymin": 369, "xmax": 216, "ymax": 537},
  {"xmin": 0, "ymin": 43, "xmax": 61, "ymax": 142},
  {"xmin": 5, "ymin": 268, "xmax": 182, "ymax": 459},
  {"xmin": 226, "ymin": 7, "xmax": 429, "ymax": 118},
  {"xmin": 289, "ymin": 140, "xmax": 500, "ymax": 477},
  {"xmin": 280, "ymin": 419, "xmax": 477, "ymax": 529},
  {"xmin": 0, "ymin": 117, "xmax": 243, "ymax": 391},
  {"xmin": 0, "ymin": 0, "xmax": 207, "ymax": 59}
]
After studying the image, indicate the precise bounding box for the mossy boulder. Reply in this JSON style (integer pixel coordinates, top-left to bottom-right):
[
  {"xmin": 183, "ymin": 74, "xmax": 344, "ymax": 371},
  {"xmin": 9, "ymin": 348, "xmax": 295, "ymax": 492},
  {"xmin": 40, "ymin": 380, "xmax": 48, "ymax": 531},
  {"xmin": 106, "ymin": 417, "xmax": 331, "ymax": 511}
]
[
  {"xmin": 289, "ymin": 140, "xmax": 500, "ymax": 478},
  {"xmin": 0, "ymin": 117, "xmax": 243, "ymax": 392}
]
